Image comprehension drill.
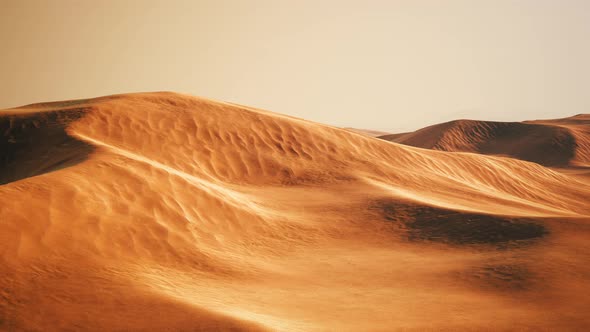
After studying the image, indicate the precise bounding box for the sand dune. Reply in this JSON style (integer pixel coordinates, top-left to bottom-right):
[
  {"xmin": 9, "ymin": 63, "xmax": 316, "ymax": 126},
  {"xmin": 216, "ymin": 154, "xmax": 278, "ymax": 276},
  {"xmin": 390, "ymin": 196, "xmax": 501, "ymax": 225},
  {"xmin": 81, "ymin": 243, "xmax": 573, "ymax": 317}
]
[
  {"xmin": 2, "ymin": 92, "xmax": 590, "ymax": 331},
  {"xmin": 380, "ymin": 117, "xmax": 590, "ymax": 168},
  {"xmin": 344, "ymin": 128, "xmax": 392, "ymax": 137}
]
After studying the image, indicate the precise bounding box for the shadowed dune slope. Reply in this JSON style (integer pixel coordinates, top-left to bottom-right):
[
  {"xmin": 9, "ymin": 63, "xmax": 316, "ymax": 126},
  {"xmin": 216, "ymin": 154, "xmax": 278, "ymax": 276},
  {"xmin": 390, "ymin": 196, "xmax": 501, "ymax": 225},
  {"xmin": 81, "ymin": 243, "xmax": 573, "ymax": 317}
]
[
  {"xmin": 380, "ymin": 117, "xmax": 590, "ymax": 167},
  {"xmin": 0, "ymin": 107, "xmax": 95, "ymax": 184},
  {"xmin": 2, "ymin": 92, "xmax": 590, "ymax": 331}
]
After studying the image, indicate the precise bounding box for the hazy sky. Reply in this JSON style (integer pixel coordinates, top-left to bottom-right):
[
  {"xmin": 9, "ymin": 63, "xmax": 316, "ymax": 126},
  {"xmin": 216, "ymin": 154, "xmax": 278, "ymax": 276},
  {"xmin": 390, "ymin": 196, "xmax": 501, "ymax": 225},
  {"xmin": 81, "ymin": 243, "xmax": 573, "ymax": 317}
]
[{"xmin": 1, "ymin": 0, "xmax": 589, "ymax": 132}]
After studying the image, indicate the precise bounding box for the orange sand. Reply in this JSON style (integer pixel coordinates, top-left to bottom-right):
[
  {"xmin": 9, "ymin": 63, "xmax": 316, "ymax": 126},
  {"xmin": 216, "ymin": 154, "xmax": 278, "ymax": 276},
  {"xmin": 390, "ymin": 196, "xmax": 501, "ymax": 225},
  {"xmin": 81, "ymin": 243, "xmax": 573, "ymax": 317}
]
[
  {"xmin": 380, "ymin": 116, "xmax": 590, "ymax": 168},
  {"xmin": 1, "ymin": 92, "xmax": 590, "ymax": 331}
]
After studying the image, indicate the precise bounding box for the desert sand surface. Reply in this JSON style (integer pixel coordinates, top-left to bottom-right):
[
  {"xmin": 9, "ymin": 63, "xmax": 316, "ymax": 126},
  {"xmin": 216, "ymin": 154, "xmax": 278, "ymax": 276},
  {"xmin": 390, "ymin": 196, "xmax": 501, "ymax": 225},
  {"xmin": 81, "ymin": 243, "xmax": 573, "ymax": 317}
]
[
  {"xmin": 380, "ymin": 116, "xmax": 590, "ymax": 168},
  {"xmin": 343, "ymin": 128, "xmax": 392, "ymax": 137},
  {"xmin": 1, "ymin": 92, "xmax": 590, "ymax": 331}
]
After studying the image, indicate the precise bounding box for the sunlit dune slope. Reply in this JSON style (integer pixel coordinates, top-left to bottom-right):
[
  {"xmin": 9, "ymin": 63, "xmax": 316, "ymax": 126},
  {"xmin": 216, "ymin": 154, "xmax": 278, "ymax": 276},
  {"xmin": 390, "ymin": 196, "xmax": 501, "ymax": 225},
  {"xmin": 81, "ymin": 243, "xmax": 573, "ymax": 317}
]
[
  {"xmin": 343, "ymin": 127, "xmax": 391, "ymax": 137},
  {"xmin": 2, "ymin": 92, "xmax": 590, "ymax": 331},
  {"xmin": 380, "ymin": 116, "xmax": 590, "ymax": 167}
]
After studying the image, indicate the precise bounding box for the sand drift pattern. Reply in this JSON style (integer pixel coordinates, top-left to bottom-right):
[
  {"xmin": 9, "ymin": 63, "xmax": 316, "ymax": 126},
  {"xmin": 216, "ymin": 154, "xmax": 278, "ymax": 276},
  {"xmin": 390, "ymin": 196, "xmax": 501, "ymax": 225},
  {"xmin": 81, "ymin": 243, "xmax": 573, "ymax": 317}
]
[{"xmin": 1, "ymin": 92, "xmax": 590, "ymax": 331}]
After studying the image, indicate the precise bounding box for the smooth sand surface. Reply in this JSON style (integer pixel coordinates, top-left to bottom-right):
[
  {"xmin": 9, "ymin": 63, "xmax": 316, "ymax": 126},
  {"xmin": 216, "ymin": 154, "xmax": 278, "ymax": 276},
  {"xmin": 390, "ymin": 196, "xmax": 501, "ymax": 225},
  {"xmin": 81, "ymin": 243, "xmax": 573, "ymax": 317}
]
[
  {"xmin": 343, "ymin": 128, "xmax": 392, "ymax": 137},
  {"xmin": 1, "ymin": 92, "xmax": 590, "ymax": 331}
]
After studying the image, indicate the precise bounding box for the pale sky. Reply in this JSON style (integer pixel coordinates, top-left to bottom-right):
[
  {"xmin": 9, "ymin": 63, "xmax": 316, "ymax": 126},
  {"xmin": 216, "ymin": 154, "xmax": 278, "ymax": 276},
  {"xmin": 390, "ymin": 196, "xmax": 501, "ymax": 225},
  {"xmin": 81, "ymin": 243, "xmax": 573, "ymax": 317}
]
[{"xmin": 1, "ymin": 0, "xmax": 589, "ymax": 132}]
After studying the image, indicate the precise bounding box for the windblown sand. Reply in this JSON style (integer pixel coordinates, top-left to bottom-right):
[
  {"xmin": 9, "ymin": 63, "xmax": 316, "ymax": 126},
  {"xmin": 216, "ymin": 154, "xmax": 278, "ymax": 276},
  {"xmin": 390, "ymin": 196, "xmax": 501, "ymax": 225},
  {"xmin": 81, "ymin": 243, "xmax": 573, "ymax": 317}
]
[
  {"xmin": 380, "ymin": 116, "xmax": 590, "ymax": 168},
  {"xmin": 1, "ymin": 92, "xmax": 590, "ymax": 331}
]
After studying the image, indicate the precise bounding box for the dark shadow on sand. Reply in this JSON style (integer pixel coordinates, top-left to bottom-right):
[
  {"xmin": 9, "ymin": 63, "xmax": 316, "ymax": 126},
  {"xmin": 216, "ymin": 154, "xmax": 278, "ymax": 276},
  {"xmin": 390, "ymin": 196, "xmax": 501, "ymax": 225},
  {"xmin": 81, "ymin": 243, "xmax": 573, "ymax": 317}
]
[
  {"xmin": 0, "ymin": 108, "xmax": 95, "ymax": 185},
  {"xmin": 375, "ymin": 201, "xmax": 548, "ymax": 246}
]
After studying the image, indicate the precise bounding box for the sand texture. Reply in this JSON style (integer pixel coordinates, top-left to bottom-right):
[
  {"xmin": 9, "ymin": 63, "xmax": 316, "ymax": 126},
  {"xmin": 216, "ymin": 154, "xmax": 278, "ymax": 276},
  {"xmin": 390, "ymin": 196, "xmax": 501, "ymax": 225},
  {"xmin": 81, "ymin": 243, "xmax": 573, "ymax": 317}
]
[{"xmin": 1, "ymin": 92, "xmax": 590, "ymax": 331}]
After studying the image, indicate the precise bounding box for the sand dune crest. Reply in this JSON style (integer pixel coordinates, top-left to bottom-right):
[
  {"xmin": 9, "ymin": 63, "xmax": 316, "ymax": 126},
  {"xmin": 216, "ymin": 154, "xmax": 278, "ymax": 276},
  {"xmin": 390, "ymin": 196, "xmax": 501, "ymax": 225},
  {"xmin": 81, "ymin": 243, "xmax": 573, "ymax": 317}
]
[{"xmin": 1, "ymin": 92, "xmax": 590, "ymax": 331}]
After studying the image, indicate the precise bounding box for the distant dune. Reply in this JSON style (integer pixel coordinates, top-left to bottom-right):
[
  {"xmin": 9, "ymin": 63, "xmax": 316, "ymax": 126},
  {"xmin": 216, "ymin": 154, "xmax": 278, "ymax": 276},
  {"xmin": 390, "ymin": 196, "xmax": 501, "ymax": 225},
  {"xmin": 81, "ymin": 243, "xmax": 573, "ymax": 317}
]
[
  {"xmin": 1, "ymin": 92, "xmax": 590, "ymax": 331},
  {"xmin": 343, "ymin": 127, "xmax": 392, "ymax": 137},
  {"xmin": 380, "ymin": 116, "xmax": 590, "ymax": 167}
]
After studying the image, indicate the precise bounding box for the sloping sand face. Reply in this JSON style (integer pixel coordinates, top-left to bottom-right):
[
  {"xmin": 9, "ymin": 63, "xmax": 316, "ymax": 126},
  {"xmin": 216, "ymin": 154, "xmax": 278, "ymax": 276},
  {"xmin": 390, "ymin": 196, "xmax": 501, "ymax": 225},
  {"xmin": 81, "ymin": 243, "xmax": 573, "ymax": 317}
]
[
  {"xmin": 381, "ymin": 117, "xmax": 590, "ymax": 168},
  {"xmin": 1, "ymin": 92, "xmax": 590, "ymax": 331}
]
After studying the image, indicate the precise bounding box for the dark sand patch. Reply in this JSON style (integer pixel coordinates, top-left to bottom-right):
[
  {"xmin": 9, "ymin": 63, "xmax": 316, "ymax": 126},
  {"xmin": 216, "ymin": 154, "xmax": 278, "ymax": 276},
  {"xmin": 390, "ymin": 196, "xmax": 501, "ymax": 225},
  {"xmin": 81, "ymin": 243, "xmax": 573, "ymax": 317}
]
[
  {"xmin": 0, "ymin": 108, "xmax": 95, "ymax": 185},
  {"xmin": 374, "ymin": 201, "xmax": 548, "ymax": 246}
]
